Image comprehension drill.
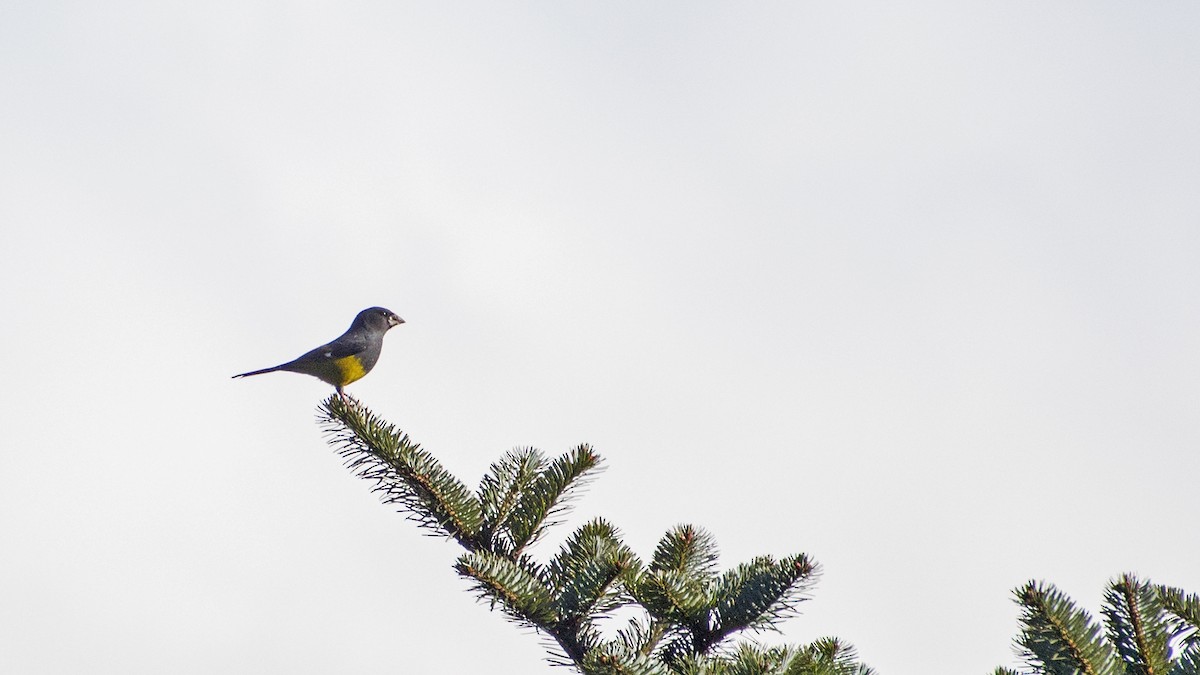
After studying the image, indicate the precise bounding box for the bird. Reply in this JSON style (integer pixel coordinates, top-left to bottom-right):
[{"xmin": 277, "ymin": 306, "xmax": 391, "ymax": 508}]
[{"xmin": 233, "ymin": 307, "xmax": 405, "ymax": 395}]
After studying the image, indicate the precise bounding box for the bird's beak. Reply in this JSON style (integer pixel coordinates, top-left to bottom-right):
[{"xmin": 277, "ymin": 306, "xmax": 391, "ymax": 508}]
[{"xmin": 390, "ymin": 315, "xmax": 405, "ymax": 327}]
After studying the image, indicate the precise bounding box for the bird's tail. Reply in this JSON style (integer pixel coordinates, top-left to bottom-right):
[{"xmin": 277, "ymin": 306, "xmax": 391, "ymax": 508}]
[{"xmin": 232, "ymin": 365, "xmax": 283, "ymax": 379}]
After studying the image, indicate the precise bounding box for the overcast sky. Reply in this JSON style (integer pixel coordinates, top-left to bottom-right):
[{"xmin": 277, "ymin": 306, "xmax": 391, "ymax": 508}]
[{"xmin": 3, "ymin": 3, "xmax": 1199, "ymax": 674}]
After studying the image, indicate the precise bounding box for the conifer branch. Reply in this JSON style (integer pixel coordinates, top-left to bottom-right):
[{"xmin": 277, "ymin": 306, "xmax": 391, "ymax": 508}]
[
  {"xmin": 1172, "ymin": 644, "xmax": 1200, "ymax": 675},
  {"xmin": 548, "ymin": 519, "xmax": 639, "ymax": 623},
  {"xmin": 633, "ymin": 569, "xmax": 713, "ymax": 628},
  {"xmin": 509, "ymin": 444, "xmax": 602, "ymax": 555},
  {"xmin": 1158, "ymin": 585, "xmax": 1200, "ymax": 646},
  {"xmin": 319, "ymin": 395, "xmax": 484, "ymax": 546},
  {"xmin": 661, "ymin": 638, "xmax": 875, "ymax": 675},
  {"xmin": 633, "ymin": 529, "xmax": 820, "ymax": 660},
  {"xmin": 317, "ymin": 398, "xmax": 871, "ymax": 675},
  {"xmin": 650, "ymin": 526, "xmax": 721, "ymax": 580},
  {"xmin": 583, "ymin": 650, "xmax": 673, "ymax": 675},
  {"xmin": 456, "ymin": 550, "xmax": 558, "ymax": 626},
  {"xmin": 1102, "ymin": 574, "xmax": 1170, "ymax": 675},
  {"xmin": 1013, "ymin": 581, "xmax": 1120, "ymax": 675},
  {"xmin": 995, "ymin": 577, "xmax": 1200, "ymax": 675},
  {"xmin": 708, "ymin": 554, "xmax": 818, "ymax": 645},
  {"xmin": 633, "ymin": 526, "xmax": 722, "ymax": 640},
  {"xmin": 638, "ymin": 619, "xmax": 672, "ymax": 659},
  {"xmin": 478, "ymin": 448, "xmax": 547, "ymax": 554},
  {"xmin": 781, "ymin": 637, "xmax": 877, "ymax": 675}
]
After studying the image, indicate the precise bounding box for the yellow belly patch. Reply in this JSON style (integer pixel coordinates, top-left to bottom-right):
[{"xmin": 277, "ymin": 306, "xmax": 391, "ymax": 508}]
[{"xmin": 332, "ymin": 355, "xmax": 368, "ymax": 386}]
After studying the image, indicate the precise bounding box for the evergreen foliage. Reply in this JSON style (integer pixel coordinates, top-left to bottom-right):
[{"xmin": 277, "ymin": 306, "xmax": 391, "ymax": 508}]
[
  {"xmin": 320, "ymin": 395, "xmax": 874, "ymax": 675},
  {"xmin": 994, "ymin": 574, "xmax": 1200, "ymax": 675}
]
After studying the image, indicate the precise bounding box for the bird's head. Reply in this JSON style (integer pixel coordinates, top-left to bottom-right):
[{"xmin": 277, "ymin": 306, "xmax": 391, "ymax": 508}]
[{"xmin": 356, "ymin": 306, "xmax": 405, "ymax": 332}]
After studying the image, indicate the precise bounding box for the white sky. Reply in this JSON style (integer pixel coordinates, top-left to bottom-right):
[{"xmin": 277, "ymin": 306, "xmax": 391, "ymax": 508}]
[{"xmin": 2, "ymin": 3, "xmax": 1199, "ymax": 674}]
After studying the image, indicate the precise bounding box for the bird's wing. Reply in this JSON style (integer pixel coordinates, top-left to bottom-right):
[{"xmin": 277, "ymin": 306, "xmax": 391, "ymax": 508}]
[{"xmin": 303, "ymin": 334, "xmax": 370, "ymax": 362}]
